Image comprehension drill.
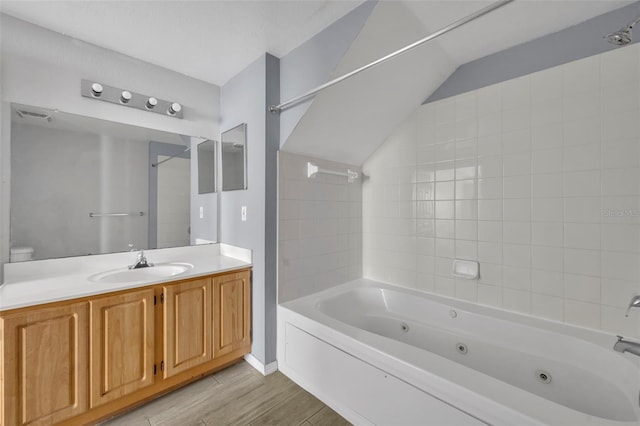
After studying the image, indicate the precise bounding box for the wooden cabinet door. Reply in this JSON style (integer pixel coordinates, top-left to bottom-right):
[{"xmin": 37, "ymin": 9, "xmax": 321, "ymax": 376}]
[
  {"xmin": 213, "ymin": 270, "xmax": 251, "ymax": 358},
  {"xmin": 1, "ymin": 301, "xmax": 88, "ymax": 426},
  {"xmin": 89, "ymin": 288, "xmax": 155, "ymax": 408},
  {"xmin": 162, "ymin": 278, "xmax": 212, "ymax": 378}
]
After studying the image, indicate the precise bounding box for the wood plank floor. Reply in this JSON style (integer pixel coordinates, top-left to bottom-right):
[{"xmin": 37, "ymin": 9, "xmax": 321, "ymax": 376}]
[{"xmin": 101, "ymin": 361, "xmax": 351, "ymax": 426}]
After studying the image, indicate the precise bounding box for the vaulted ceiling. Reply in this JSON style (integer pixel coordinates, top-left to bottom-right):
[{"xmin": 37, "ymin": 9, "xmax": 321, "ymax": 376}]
[
  {"xmin": 0, "ymin": 1, "xmax": 633, "ymax": 87},
  {"xmin": 278, "ymin": 0, "xmax": 637, "ymax": 165},
  {"xmin": 2, "ymin": 0, "xmax": 636, "ymax": 165}
]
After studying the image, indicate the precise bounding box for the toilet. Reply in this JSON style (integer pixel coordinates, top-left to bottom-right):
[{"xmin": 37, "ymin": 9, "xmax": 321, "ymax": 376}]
[{"xmin": 10, "ymin": 246, "xmax": 34, "ymax": 262}]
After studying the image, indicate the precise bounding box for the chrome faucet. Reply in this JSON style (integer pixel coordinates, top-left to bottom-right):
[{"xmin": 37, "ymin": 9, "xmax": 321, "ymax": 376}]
[
  {"xmin": 625, "ymin": 295, "xmax": 640, "ymax": 317},
  {"xmin": 614, "ymin": 336, "xmax": 640, "ymax": 357},
  {"xmin": 129, "ymin": 250, "xmax": 153, "ymax": 269}
]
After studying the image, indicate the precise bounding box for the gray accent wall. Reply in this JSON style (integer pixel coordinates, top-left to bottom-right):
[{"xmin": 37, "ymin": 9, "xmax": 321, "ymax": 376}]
[
  {"xmin": 220, "ymin": 53, "xmax": 279, "ymax": 365},
  {"xmin": 427, "ymin": 1, "xmax": 640, "ymax": 103},
  {"xmin": 279, "ymin": 0, "xmax": 376, "ymax": 146},
  {"xmin": 264, "ymin": 54, "xmax": 280, "ymax": 362}
]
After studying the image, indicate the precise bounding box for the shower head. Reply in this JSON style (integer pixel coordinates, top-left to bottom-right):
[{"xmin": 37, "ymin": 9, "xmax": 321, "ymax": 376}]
[
  {"xmin": 605, "ymin": 28, "xmax": 632, "ymax": 45},
  {"xmin": 605, "ymin": 14, "xmax": 640, "ymax": 46}
]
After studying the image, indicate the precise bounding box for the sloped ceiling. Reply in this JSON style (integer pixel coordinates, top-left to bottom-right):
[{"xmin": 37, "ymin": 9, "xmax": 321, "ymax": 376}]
[
  {"xmin": 279, "ymin": 1, "xmax": 377, "ymax": 146},
  {"xmin": 280, "ymin": 0, "xmax": 634, "ymax": 166},
  {"xmin": 280, "ymin": 1, "xmax": 456, "ymax": 166},
  {"xmin": 2, "ymin": 0, "xmax": 635, "ymax": 166},
  {"xmin": 405, "ymin": 0, "xmax": 635, "ymax": 66},
  {"xmin": 1, "ymin": 0, "xmax": 632, "ymax": 89}
]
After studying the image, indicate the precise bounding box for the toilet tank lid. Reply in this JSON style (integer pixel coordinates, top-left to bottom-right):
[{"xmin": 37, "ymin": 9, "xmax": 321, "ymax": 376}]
[{"xmin": 11, "ymin": 247, "xmax": 34, "ymax": 254}]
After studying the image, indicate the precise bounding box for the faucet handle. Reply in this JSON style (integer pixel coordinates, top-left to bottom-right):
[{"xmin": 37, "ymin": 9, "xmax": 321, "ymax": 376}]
[{"xmin": 616, "ymin": 335, "xmax": 624, "ymax": 342}]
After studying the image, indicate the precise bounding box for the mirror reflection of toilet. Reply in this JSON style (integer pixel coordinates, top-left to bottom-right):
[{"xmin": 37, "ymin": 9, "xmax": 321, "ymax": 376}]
[{"xmin": 10, "ymin": 247, "xmax": 34, "ymax": 262}]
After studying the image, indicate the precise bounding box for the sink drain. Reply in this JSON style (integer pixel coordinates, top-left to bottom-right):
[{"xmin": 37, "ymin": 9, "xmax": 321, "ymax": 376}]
[
  {"xmin": 455, "ymin": 343, "xmax": 468, "ymax": 354},
  {"xmin": 535, "ymin": 369, "xmax": 552, "ymax": 384},
  {"xmin": 400, "ymin": 322, "xmax": 410, "ymax": 333}
]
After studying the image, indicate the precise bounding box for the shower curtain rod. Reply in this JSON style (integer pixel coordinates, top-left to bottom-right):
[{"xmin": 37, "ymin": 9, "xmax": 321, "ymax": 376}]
[
  {"xmin": 269, "ymin": 0, "xmax": 514, "ymax": 113},
  {"xmin": 151, "ymin": 146, "xmax": 190, "ymax": 168}
]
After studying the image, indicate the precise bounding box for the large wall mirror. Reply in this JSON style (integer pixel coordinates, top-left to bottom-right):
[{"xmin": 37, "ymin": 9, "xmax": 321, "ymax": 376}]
[
  {"xmin": 9, "ymin": 103, "xmax": 218, "ymax": 261},
  {"xmin": 221, "ymin": 123, "xmax": 247, "ymax": 191}
]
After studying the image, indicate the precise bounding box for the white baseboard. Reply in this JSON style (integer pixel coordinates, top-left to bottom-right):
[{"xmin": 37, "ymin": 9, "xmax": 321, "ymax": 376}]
[{"xmin": 244, "ymin": 353, "xmax": 278, "ymax": 376}]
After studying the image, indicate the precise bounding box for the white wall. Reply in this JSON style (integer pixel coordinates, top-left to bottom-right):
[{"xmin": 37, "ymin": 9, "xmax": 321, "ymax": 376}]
[
  {"xmin": 278, "ymin": 152, "xmax": 362, "ymax": 302},
  {"xmin": 0, "ymin": 15, "xmax": 219, "ymax": 138},
  {"xmin": 363, "ymin": 44, "xmax": 640, "ymax": 338},
  {"xmin": 1, "ymin": 14, "xmax": 220, "ymax": 270}
]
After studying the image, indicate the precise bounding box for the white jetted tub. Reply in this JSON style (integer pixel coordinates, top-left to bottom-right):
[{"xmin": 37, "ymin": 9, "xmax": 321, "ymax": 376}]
[{"xmin": 277, "ymin": 279, "xmax": 640, "ymax": 425}]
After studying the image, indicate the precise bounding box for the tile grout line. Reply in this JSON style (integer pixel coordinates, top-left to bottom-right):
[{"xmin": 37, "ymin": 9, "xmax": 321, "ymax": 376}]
[{"xmin": 301, "ymin": 405, "xmax": 326, "ymax": 425}]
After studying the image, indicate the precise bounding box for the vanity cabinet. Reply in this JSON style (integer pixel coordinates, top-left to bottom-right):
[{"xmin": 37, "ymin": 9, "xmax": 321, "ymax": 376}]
[
  {"xmin": 163, "ymin": 278, "xmax": 212, "ymax": 378},
  {"xmin": 0, "ymin": 301, "xmax": 89, "ymax": 426},
  {"xmin": 0, "ymin": 268, "xmax": 252, "ymax": 426},
  {"xmin": 213, "ymin": 271, "xmax": 251, "ymax": 358},
  {"xmin": 89, "ymin": 288, "xmax": 155, "ymax": 408}
]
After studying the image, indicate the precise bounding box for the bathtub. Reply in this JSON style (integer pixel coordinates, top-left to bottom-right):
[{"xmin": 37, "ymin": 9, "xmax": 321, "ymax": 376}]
[{"xmin": 277, "ymin": 279, "xmax": 640, "ymax": 425}]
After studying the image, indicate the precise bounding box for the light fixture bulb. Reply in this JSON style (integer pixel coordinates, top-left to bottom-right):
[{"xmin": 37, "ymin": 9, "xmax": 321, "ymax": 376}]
[
  {"xmin": 168, "ymin": 102, "xmax": 182, "ymax": 115},
  {"xmin": 120, "ymin": 91, "xmax": 132, "ymax": 103},
  {"xmin": 146, "ymin": 97, "xmax": 158, "ymax": 109},
  {"xmin": 91, "ymin": 83, "xmax": 103, "ymax": 97}
]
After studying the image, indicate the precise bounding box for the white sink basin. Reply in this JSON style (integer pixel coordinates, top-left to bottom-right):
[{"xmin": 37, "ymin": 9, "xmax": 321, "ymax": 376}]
[{"xmin": 88, "ymin": 262, "xmax": 194, "ymax": 284}]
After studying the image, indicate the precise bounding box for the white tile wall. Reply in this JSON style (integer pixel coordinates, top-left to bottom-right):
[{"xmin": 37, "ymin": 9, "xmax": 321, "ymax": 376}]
[
  {"xmin": 363, "ymin": 44, "xmax": 640, "ymax": 338},
  {"xmin": 278, "ymin": 152, "xmax": 362, "ymax": 303}
]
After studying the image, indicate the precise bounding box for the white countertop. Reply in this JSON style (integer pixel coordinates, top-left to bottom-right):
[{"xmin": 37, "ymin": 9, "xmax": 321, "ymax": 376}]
[{"xmin": 0, "ymin": 243, "xmax": 252, "ymax": 311}]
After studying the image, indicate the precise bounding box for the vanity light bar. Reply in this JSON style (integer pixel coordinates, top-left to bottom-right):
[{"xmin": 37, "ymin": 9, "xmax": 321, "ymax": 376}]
[{"xmin": 80, "ymin": 79, "xmax": 183, "ymax": 119}]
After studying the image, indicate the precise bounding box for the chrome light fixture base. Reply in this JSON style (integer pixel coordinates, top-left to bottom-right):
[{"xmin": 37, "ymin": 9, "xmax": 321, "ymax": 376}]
[{"xmin": 80, "ymin": 79, "xmax": 183, "ymax": 119}]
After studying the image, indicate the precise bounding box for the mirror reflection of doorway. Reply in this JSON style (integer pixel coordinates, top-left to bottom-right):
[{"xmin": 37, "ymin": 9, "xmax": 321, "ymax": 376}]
[
  {"xmin": 157, "ymin": 155, "xmax": 190, "ymax": 248},
  {"xmin": 149, "ymin": 142, "xmax": 191, "ymax": 249}
]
